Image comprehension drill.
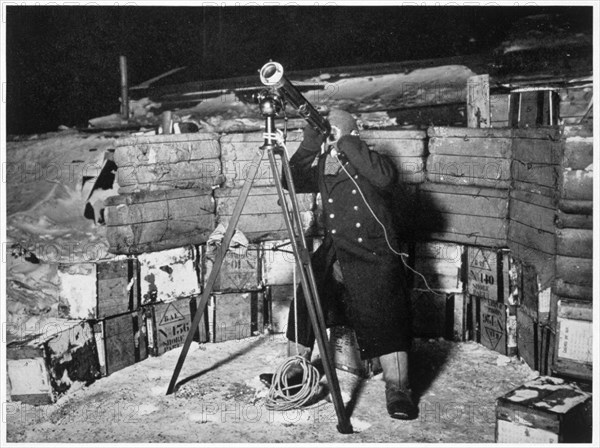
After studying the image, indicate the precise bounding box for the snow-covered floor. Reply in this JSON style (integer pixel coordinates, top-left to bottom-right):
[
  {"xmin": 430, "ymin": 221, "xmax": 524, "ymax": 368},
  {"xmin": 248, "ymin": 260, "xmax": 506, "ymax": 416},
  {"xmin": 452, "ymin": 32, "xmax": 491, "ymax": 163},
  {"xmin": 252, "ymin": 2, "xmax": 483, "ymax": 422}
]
[{"xmin": 6, "ymin": 336, "xmax": 535, "ymax": 443}]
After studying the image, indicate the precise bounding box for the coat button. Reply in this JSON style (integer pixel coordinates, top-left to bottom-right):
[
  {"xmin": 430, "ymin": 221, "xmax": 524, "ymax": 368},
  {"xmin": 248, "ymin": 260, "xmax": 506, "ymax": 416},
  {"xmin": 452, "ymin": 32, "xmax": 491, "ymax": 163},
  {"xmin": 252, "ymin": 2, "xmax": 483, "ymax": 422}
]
[
  {"xmin": 354, "ymin": 205, "xmax": 359, "ymax": 211},
  {"xmin": 331, "ymin": 229, "xmax": 337, "ymax": 234},
  {"xmin": 328, "ymin": 198, "xmax": 333, "ymax": 203},
  {"xmin": 355, "ymin": 222, "xmax": 361, "ymax": 228},
  {"xmin": 357, "ymin": 237, "xmax": 363, "ymax": 243},
  {"xmin": 352, "ymin": 189, "xmax": 357, "ymax": 194},
  {"xmin": 354, "ymin": 174, "xmax": 359, "ymax": 179},
  {"xmin": 329, "ymin": 213, "xmax": 335, "ymax": 219}
]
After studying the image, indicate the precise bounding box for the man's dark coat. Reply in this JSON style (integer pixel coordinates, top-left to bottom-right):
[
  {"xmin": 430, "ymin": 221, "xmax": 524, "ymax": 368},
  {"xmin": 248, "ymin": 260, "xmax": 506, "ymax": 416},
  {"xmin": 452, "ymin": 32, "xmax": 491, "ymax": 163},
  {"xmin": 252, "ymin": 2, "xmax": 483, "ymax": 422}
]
[{"xmin": 284, "ymin": 132, "xmax": 412, "ymax": 359}]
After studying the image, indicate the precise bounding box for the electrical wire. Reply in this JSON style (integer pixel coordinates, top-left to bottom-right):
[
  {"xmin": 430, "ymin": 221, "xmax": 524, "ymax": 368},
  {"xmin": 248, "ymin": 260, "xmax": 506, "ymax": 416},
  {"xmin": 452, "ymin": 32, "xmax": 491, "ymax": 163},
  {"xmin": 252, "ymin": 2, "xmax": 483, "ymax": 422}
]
[{"xmin": 334, "ymin": 152, "xmax": 445, "ymax": 297}]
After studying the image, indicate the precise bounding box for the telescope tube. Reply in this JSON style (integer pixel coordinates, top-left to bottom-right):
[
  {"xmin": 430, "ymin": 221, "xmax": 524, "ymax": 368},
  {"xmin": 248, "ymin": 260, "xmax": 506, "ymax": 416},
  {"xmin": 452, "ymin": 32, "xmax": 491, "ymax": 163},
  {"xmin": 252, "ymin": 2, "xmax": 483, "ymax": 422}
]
[{"xmin": 259, "ymin": 61, "xmax": 331, "ymax": 138}]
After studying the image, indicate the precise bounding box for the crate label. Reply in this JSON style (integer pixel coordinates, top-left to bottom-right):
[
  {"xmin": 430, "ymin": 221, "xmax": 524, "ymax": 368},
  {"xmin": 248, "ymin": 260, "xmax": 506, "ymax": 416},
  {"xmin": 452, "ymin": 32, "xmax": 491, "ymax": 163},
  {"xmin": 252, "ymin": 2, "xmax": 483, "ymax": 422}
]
[
  {"xmin": 468, "ymin": 248, "xmax": 497, "ymax": 299},
  {"xmin": 158, "ymin": 302, "xmax": 190, "ymax": 353},
  {"xmin": 539, "ymin": 288, "xmax": 551, "ymax": 315},
  {"xmin": 557, "ymin": 318, "xmax": 593, "ymax": 363},
  {"xmin": 205, "ymin": 244, "xmax": 260, "ymax": 291},
  {"xmin": 480, "ymin": 299, "xmax": 506, "ymax": 352},
  {"xmin": 497, "ymin": 419, "xmax": 558, "ymax": 443}
]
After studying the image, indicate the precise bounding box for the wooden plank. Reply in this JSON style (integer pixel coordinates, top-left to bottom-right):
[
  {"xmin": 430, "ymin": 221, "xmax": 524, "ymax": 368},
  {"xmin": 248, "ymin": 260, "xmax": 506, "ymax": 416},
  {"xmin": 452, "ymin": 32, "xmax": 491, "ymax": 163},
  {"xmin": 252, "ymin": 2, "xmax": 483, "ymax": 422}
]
[
  {"xmin": 96, "ymin": 258, "xmax": 139, "ymax": 319},
  {"xmin": 553, "ymin": 279, "xmax": 593, "ymax": 301},
  {"xmin": 508, "ymin": 221, "xmax": 555, "ymax": 255},
  {"xmin": 114, "ymin": 133, "xmax": 220, "ymax": 167},
  {"xmin": 420, "ymin": 212, "xmax": 508, "ymax": 242},
  {"xmin": 563, "ymin": 137, "xmax": 593, "ymax": 170},
  {"xmin": 105, "ymin": 187, "xmax": 213, "ymax": 206},
  {"xmin": 360, "ymin": 129, "xmax": 427, "ymax": 141},
  {"xmin": 106, "ymin": 214, "xmax": 215, "ymax": 255},
  {"xmin": 562, "ymin": 125, "xmax": 593, "ymax": 138},
  {"xmin": 420, "ymin": 232, "xmax": 505, "ymax": 249},
  {"xmin": 512, "ymin": 137, "xmax": 561, "ymax": 165},
  {"xmin": 117, "ymin": 160, "xmax": 222, "ymax": 189},
  {"xmin": 509, "ymin": 197, "xmax": 555, "ymax": 234},
  {"xmin": 554, "ymin": 300, "xmax": 593, "ymax": 381},
  {"xmin": 556, "ymin": 228, "xmax": 593, "ymax": 258},
  {"xmin": 419, "ymin": 182, "xmax": 509, "ymax": 198},
  {"xmin": 511, "ymin": 180, "xmax": 557, "ymax": 198},
  {"xmin": 511, "ymin": 162, "xmax": 558, "ymax": 189},
  {"xmin": 427, "ymin": 126, "xmax": 513, "ymax": 139},
  {"xmin": 204, "ymin": 244, "xmax": 261, "ymax": 292},
  {"xmin": 467, "ymin": 74, "xmax": 490, "ymax": 128},
  {"xmin": 428, "ymin": 137, "xmax": 512, "ymax": 157},
  {"xmin": 555, "ymin": 256, "xmax": 593, "ymax": 287},
  {"xmin": 561, "ymin": 170, "xmax": 593, "ymax": 201},
  {"xmin": 105, "ymin": 194, "xmax": 213, "ymax": 226},
  {"xmin": 516, "ymin": 309, "xmax": 538, "ymax": 371},
  {"xmin": 426, "ymin": 154, "xmax": 511, "ymax": 188},
  {"xmin": 475, "ymin": 297, "xmax": 510, "ymax": 355},
  {"xmin": 557, "ymin": 299, "xmax": 593, "ymax": 321},
  {"xmin": 558, "ymin": 199, "xmax": 593, "ymax": 215},
  {"xmin": 138, "ymin": 246, "xmax": 200, "ymax": 305},
  {"xmin": 420, "ymin": 189, "xmax": 508, "ymax": 219}
]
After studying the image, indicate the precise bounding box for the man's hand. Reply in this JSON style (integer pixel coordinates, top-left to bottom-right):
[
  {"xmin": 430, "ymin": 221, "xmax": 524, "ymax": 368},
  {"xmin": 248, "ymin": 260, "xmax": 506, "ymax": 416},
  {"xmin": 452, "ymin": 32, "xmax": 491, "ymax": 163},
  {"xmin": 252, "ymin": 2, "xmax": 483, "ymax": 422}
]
[{"xmin": 302, "ymin": 124, "xmax": 326, "ymax": 152}]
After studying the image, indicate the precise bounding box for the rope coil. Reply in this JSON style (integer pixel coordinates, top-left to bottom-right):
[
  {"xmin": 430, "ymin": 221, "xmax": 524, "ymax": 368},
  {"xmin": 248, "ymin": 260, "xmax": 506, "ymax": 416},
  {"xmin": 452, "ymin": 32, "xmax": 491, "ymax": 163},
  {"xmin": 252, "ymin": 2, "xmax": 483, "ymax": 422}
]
[{"xmin": 265, "ymin": 356, "xmax": 322, "ymax": 411}]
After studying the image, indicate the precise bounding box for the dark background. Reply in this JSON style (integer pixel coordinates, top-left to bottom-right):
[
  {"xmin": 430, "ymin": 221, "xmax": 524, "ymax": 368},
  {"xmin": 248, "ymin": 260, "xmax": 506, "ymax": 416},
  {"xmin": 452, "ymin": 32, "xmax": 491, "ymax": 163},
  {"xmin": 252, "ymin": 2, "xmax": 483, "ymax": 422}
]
[{"xmin": 5, "ymin": 5, "xmax": 593, "ymax": 135}]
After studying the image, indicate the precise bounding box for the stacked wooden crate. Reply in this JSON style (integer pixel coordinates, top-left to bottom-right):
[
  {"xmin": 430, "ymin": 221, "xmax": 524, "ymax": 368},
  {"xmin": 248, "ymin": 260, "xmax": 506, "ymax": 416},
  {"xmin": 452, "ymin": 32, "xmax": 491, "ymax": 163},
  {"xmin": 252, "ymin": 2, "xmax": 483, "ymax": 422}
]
[
  {"xmin": 410, "ymin": 241, "xmax": 467, "ymax": 341},
  {"xmin": 203, "ymin": 243, "xmax": 264, "ymax": 342},
  {"xmin": 423, "ymin": 127, "xmax": 511, "ymax": 247},
  {"xmin": 218, "ymin": 131, "xmax": 315, "ymax": 241},
  {"xmin": 551, "ymin": 124, "xmax": 593, "ymax": 383},
  {"xmin": 466, "ymin": 246, "xmax": 518, "ymax": 356},
  {"xmin": 107, "ymin": 133, "xmax": 219, "ymax": 254}
]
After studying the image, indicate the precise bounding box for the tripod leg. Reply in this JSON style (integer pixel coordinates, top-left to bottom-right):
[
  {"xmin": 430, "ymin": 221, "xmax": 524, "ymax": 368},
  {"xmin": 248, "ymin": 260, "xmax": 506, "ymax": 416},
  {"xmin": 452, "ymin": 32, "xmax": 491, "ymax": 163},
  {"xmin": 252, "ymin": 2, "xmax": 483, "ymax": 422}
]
[
  {"xmin": 267, "ymin": 147, "xmax": 353, "ymax": 434},
  {"xmin": 166, "ymin": 148, "xmax": 265, "ymax": 395}
]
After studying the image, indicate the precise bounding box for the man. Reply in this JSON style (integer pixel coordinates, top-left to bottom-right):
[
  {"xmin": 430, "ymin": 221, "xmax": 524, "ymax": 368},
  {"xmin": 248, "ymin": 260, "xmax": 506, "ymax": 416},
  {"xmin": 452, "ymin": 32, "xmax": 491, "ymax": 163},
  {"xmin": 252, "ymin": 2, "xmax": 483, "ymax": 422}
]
[{"xmin": 278, "ymin": 109, "xmax": 417, "ymax": 420}]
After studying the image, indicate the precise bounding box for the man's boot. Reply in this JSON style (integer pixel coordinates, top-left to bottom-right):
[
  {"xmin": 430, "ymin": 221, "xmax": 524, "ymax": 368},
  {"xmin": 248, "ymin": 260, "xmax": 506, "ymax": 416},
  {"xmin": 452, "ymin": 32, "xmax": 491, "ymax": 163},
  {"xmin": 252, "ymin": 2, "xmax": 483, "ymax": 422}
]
[{"xmin": 379, "ymin": 351, "xmax": 418, "ymax": 420}]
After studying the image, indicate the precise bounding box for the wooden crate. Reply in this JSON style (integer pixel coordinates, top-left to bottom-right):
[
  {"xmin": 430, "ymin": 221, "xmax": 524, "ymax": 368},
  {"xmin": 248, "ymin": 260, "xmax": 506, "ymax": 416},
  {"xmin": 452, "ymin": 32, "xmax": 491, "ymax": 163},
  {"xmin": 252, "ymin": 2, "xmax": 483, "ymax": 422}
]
[
  {"xmin": 519, "ymin": 263, "xmax": 552, "ymax": 322},
  {"xmin": 329, "ymin": 326, "xmax": 369, "ymax": 377},
  {"xmin": 105, "ymin": 189, "xmax": 215, "ymax": 255},
  {"xmin": 203, "ymin": 243, "xmax": 261, "ymax": 292},
  {"xmin": 426, "ymin": 127, "xmax": 513, "ymax": 189},
  {"xmin": 45, "ymin": 322, "xmax": 101, "ymax": 392},
  {"xmin": 516, "ymin": 310, "xmax": 556, "ymax": 376},
  {"xmin": 6, "ymin": 346, "xmax": 54, "ymax": 405},
  {"xmin": 508, "ymin": 90, "xmax": 560, "ymax": 127},
  {"xmin": 465, "ymin": 247, "xmax": 512, "ymax": 303},
  {"xmin": 496, "ymin": 376, "xmax": 592, "ymax": 443},
  {"xmin": 113, "ymin": 132, "xmax": 221, "ymax": 193},
  {"xmin": 143, "ymin": 296, "xmax": 209, "ymax": 357},
  {"xmin": 214, "ymin": 186, "xmax": 315, "ymax": 242},
  {"xmin": 361, "ymin": 129, "xmax": 427, "ymax": 184},
  {"xmin": 412, "ymin": 241, "xmax": 464, "ymax": 292},
  {"xmin": 261, "ymin": 239, "xmax": 298, "ymax": 286},
  {"xmin": 470, "ymin": 296, "xmax": 517, "ymax": 356},
  {"xmin": 212, "ymin": 291, "xmax": 264, "ymax": 342},
  {"xmin": 411, "ymin": 291, "xmax": 467, "ymax": 342},
  {"xmin": 552, "ymin": 299, "xmax": 592, "ymax": 382},
  {"xmin": 58, "ymin": 257, "xmax": 140, "ymax": 320},
  {"xmin": 138, "ymin": 246, "xmax": 200, "ymax": 305},
  {"xmin": 93, "ymin": 311, "xmax": 147, "ymax": 376}
]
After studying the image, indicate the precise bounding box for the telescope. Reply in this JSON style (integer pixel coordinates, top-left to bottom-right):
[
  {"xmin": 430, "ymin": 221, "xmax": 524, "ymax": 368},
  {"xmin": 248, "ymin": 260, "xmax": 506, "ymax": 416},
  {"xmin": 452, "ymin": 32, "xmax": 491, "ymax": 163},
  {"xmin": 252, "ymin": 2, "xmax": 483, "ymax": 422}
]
[{"xmin": 259, "ymin": 61, "xmax": 331, "ymax": 138}]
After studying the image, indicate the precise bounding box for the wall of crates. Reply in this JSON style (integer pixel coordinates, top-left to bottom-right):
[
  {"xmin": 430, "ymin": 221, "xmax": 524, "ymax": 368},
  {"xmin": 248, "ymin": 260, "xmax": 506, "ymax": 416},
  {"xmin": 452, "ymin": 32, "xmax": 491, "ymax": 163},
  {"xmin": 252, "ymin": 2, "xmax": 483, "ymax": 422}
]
[{"xmin": 7, "ymin": 119, "xmax": 593, "ymax": 405}]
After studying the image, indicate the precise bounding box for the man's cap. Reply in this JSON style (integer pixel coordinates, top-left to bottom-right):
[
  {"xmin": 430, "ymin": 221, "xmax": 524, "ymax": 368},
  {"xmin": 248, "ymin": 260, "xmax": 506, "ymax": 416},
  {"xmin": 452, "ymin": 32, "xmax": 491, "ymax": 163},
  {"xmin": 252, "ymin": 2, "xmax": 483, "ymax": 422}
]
[{"xmin": 327, "ymin": 109, "xmax": 358, "ymax": 137}]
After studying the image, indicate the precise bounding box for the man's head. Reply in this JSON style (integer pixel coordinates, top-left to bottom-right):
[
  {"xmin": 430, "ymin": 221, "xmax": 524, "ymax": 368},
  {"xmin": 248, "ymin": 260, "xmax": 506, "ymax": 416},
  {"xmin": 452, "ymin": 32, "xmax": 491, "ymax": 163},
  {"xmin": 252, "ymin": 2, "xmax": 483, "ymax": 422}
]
[{"xmin": 327, "ymin": 109, "xmax": 359, "ymax": 142}]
